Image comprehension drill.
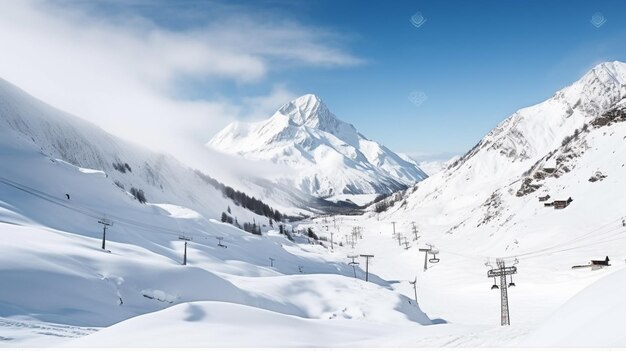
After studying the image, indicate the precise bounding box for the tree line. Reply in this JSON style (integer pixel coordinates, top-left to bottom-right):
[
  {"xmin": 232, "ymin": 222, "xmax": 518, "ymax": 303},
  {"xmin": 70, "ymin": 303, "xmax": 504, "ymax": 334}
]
[{"xmin": 195, "ymin": 170, "xmax": 283, "ymax": 222}]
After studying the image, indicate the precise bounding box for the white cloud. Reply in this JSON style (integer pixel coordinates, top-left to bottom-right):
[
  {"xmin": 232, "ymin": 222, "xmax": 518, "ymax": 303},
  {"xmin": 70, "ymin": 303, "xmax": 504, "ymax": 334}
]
[
  {"xmin": 0, "ymin": 0, "xmax": 361, "ymax": 162},
  {"xmin": 241, "ymin": 85, "xmax": 298, "ymax": 121}
]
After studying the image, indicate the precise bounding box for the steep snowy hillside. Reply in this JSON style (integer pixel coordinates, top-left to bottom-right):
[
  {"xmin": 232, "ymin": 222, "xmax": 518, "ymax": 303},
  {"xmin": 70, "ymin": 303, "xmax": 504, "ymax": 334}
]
[
  {"xmin": 377, "ymin": 61, "xmax": 626, "ymax": 247},
  {"xmin": 0, "ymin": 78, "xmax": 282, "ymax": 224},
  {"xmin": 208, "ymin": 94, "xmax": 427, "ymax": 197}
]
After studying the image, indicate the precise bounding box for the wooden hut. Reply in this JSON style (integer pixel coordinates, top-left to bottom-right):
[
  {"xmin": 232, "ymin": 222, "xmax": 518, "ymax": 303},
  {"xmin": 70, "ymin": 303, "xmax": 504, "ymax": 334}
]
[
  {"xmin": 553, "ymin": 197, "xmax": 573, "ymax": 209},
  {"xmin": 543, "ymin": 159, "xmax": 557, "ymax": 174}
]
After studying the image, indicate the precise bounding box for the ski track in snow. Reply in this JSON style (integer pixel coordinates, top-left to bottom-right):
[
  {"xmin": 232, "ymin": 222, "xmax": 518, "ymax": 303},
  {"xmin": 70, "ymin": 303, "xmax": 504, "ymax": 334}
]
[{"xmin": 0, "ymin": 318, "xmax": 98, "ymax": 346}]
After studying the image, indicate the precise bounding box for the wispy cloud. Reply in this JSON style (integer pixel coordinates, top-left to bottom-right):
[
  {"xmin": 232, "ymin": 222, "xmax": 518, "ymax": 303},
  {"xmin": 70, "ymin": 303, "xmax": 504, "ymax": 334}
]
[{"xmin": 0, "ymin": 0, "xmax": 361, "ymax": 162}]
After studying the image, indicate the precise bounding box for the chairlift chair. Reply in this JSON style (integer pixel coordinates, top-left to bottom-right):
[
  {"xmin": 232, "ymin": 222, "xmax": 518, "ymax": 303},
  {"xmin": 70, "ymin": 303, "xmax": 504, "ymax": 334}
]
[
  {"xmin": 429, "ymin": 249, "xmax": 440, "ymax": 263},
  {"xmin": 508, "ymin": 259, "xmax": 518, "ymax": 287},
  {"xmin": 491, "ymin": 276, "xmax": 499, "ymax": 290},
  {"xmin": 508, "ymin": 275, "xmax": 516, "ymax": 288}
]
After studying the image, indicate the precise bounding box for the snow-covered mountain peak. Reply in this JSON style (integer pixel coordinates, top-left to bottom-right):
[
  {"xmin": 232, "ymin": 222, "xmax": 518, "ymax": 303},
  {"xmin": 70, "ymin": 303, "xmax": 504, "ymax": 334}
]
[
  {"xmin": 208, "ymin": 94, "xmax": 427, "ymax": 197},
  {"xmin": 272, "ymin": 94, "xmax": 358, "ymax": 142},
  {"xmin": 450, "ymin": 60, "xmax": 626, "ymax": 174},
  {"xmin": 279, "ymin": 93, "xmax": 327, "ymax": 125},
  {"xmin": 280, "ymin": 94, "xmax": 329, "ymax": 125},
  {"xmin": 558, "ymin": 61, "xmax": 626, "ymax": 106}
]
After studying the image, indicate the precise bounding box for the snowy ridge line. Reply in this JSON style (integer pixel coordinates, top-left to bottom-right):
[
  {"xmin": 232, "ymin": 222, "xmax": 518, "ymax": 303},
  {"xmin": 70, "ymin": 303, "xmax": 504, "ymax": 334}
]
[
  {"xmin": 0, "ymin": 175, "xmax": 226, "ymax": 242},
  {"xmin": 432, "ymin": 216, "xmax": 626, "ymax": 263}
]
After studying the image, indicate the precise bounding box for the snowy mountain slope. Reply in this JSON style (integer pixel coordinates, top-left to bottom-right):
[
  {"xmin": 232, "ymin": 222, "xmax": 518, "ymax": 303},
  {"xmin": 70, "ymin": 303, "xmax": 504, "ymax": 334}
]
[
  {"xmin": 0, "ymin": 204, "xmax": 430, "ymax": 345},
  {"xmin": 342, "ymin": 62, "xmax": 626, "ymax": 345},
  {"xmin": 0, "ymin": 77, "xmax": 283, "ymax": 223},
  {"xmin": 520, "ymin": 267, "xmax": 626, "ymax": 347},
  {"xmin": 208, "ymin": 94, "xmax": 427, "ymax": 197},
  {"xmin": 377, "ymin": 61, "xmax": 626, "ymax": 242},
  {"xmin": 293, "ymin": 208, "xmax": 624, "ymax": 347},
  {"xmin": 0, "ymin": 132, "xmax": 432, "ymax": 345},
  {"xmin": 0, "ymin": 78, "xmax": 435, "ymax": 346}
]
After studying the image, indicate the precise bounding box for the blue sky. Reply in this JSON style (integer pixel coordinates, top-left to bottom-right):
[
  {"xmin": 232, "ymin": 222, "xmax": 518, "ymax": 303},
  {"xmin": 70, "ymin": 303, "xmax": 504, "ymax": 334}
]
[
  {"xmin": 2, "ymin": 0, "xmax": 626, "ymax": 161},
  {"xmin": 148, "ymin": 0, "xmax": 626, "ymax": 159}
]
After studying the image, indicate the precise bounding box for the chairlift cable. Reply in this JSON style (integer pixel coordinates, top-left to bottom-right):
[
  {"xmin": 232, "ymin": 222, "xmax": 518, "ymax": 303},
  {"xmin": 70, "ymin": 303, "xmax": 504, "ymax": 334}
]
[{"xmin": 0, "ymin": 176, "xmax": 217, "ymax": 241}]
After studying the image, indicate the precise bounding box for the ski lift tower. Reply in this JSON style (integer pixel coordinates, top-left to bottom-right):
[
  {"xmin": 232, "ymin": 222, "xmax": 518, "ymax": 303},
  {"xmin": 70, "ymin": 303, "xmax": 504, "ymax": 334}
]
[
  {"xmin": 179, "ymin": 235, "xmax": 192, "ymax": 265},
  {"xmin": 411, "ymin": 222, "xmax": 420, "ymax": 241},
  {"xmin": 487, "ymin": 258, "xmax": 518, "ymax": 326},
  {"xmin": 419, "ymin": 244, "xmax": 439, "ymax": 271},
  {"xmin": 359, "ymin": 254, "xmax": 374, "ymax": 282},
  {"xmin": 98, "ymin": 218, "xmax": 113, "ymax": 250}
]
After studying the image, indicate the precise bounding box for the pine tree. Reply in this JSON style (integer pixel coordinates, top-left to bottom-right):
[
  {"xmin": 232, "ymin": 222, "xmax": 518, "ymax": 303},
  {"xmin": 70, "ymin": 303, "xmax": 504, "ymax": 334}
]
[{"xmin": 307, "ymin": 228, "xmax": 318, "ymax": 240}]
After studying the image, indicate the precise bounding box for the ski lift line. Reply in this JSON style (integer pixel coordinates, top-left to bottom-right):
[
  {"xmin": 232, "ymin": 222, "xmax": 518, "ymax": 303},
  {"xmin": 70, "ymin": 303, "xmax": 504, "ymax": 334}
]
[
  {"xmin": 461, "ymin": 216, "xmax": 626, "ymax": 262},
  {"xmin": 439, "ymin": 227, "xmax": 626, "ymax": 265},
  {"xmin": 0, "ymin": 175, "xmax": 73, "ymax": 203},
  {"xmin": 516, "ymin": 230, "xmax": 626, "ymax": 261},
  {"xmin": 516, "ymin": 238, "xmax": 626, "ymax": 263},
  {"xmin": 3, "ymin": 175, "xmax": 626, "ymax": 261},
  {"xmin": 522, "ymin": 225, "xmax": 626, "ymax": 255},
  {"xmin": 500, "ymin": 225, "xmax": 625, "ymax": 262},
  {"xmin": 0, "ymin": 176, "xmax": 103, "ymax": 220},
  {"xmin": 429, "ymin": 220, "xmax": 626, "ymax": 264},
  {"xmin": 0, "ymin": 176, "xmax": 200, "ymax": 237},
  {"xmin": 495, "ymin": 227, "xmax": 626, "ymax": 263},
  {"xmin": 501, "ymin": 223, "xmax": 626, "ymax": 260},
  {"xmin": 436, "ymin": 248, "xmax": 489, "ymax": 261},
  {"xmin": 0, "ymin": 176, "xmax": 217, "ymax": 241},
  {"xmin": 502, "ymin": 220, "xmax": 625, "ymax": 259},
  {"xmin": 409, "ymin": 216, "xmax": 626, "ymax": 263},
  {"xmin": 416, "ymin": 212, "xmax": 626, "ymax": 263}
]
